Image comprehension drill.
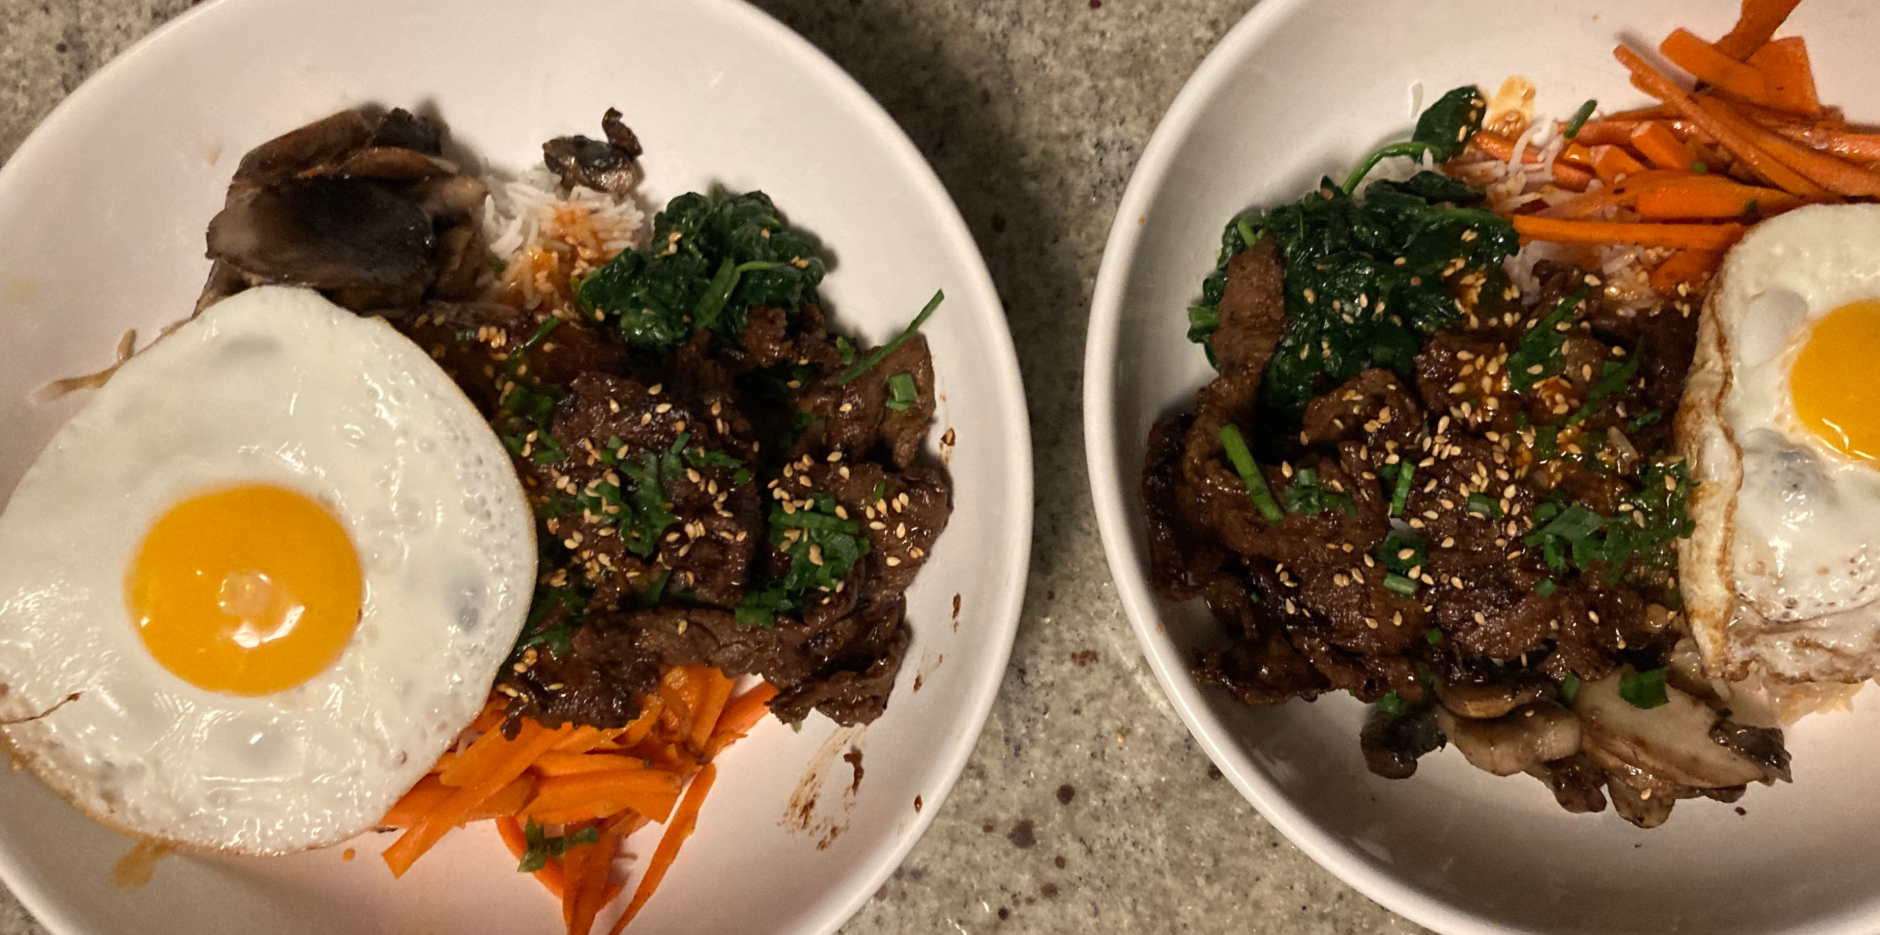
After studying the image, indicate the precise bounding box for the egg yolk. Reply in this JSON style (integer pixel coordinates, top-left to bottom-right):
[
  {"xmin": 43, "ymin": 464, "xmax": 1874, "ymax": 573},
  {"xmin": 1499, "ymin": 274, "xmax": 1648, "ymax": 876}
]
[
  {"xmin": 126, "ymin": 485, "xmax": 362, "ymax": 696},
  {"xmin": 1793, "ymin": 299, "xmax": 1880, "ymax": 465}
]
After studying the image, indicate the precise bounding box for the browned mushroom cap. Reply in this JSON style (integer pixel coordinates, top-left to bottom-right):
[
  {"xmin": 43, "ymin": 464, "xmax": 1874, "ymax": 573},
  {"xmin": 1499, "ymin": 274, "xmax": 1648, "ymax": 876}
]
[
  {"xmin": 542, "ymin": 107, "xmax": 642, "ymax": 195},
  {"xmin": 1359, "ymin": 703, "xmax": 1444, "ymax": 779},
  {"xmin": 207, "ymin": 178, "xmax": 434, "ymax": 301},
  {"xmin": 366, "ymin": 107, "xmax": 443, "ymax": 155},
  {"xmin": 233, "ymin": 107, "xmax": 378, "ymax": 185},
  {"xmin": 1433, "ymin": 673, "xmax": 1551, "ymax": 720},
  {"xmin": 330, "ymin": 146, "xmax": 457, "ymax": 182}
]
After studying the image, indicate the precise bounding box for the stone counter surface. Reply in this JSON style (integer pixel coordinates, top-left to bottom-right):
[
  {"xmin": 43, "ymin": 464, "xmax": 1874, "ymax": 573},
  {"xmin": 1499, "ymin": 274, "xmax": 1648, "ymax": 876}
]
[{"xmin": 0, "ymin": 1, "xmax": 1428, "ymax": 933}]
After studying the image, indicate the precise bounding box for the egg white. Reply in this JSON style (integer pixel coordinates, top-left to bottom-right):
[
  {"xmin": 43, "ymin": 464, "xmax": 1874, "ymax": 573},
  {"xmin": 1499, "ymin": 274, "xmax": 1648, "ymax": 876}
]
[
  {"xmin": 0, "ymin": 286, "xmax": 534, "ymax": 854},
  {"xmin": 1681, "ymin": 204, "xmax": 1880, "ymax": 683}
]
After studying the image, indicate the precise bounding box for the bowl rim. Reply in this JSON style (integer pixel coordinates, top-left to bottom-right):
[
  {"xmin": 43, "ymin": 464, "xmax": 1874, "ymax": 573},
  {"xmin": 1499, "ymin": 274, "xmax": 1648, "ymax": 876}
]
[
  {"xmin": 1081, "ymin": 0, "xmax": 1519, "ymax": 932},
  {"xmin": 0, "ymin": 0, "xmax": 1033, "ymax": 933}
]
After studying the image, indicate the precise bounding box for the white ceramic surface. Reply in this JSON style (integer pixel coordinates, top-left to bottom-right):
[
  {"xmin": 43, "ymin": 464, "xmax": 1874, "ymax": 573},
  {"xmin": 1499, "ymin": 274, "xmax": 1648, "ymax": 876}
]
[
  {"xmin": 0, "ymin": 0, "xmax": 1032, "ymax": 933},
  {"xmin": 1085, "ymin": 2, "xmax": 1880, "ymax": 934}
]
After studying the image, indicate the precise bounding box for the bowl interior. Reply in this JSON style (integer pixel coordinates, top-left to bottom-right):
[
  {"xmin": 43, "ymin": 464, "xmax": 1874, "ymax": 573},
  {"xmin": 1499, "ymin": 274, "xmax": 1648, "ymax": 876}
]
[
  {"xmin": 0, "ymin": 1, "xmax": 1030, "ymax": 933},
  {"xmin": 1086, "ymin": 1, "xmax": 1880, "ymax": 933}
]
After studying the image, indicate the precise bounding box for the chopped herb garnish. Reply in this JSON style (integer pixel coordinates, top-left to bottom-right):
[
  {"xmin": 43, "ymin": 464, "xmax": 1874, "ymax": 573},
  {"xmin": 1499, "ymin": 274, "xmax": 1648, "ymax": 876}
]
[
  {"xmin": 1282, "ymin": 466, "xmax": 1355, "ymax": 517},
  {"xmin": 1534, "ymin": 577, "xmax": 1558, "ymax": 597},
  {"xmin": 1508, "ymin": 286, "xmax": 1587, "ymax": 391},
  {"xmin": 1384, "ymin": 460, "xmax": 1416, "ymax": 516},
  {"xmin": 1374, "ymin": 690, "xmax": 1410, "ymax": 717},
  {"xmin": 1426, "ymin": 627, "xmax": 1444, "ymax": 644},
  {"xmin": 487, "ymin": 255, "xmax": 508, "ymax": 275},
  {"xmin": 1560, "ymin": 674, "xmax": 1581, "ymax": 703},
  {"xmin": 737, "ymin": 493, "xmax": 872, "ymax": 626},
  {"xmin": 1566, "ymin": 346, "xmax": 1644, "ymax": 425},
  {"xmin": 517, "ymin": 821, "xmax": 599, "ymax": 873},
  {"xmin": 1563, "ymin": 99, "xmax": 1598, "ymax": 139},
  {"xmin": 836, "ymin": 290, "xmax": 945, "ymax": 385},
  {"xmin": 1383, "ymin": 573, "xmax": 1420, "ymax": 597},
  {"xmin": 1628, "ymin": 410, "xmax": 1664, "ymax": 432},
  {"xmin": 835, "ymin": 336, "xmax": 857, "ymax": 365},
  {"xmin": 885, "ymin": 372, "xmax": 919, "ymax": 412},
  {"xmin": 1219, "ymin": 425, "xmax": 1284, "ymax": 524},
  {"xmin": 1619, "ymin": 667, "xmax": 1670, "ymax": 709},
  {"xmin": 1466, "ymin": 492, "xmax": 1500, "ymax": 518}
]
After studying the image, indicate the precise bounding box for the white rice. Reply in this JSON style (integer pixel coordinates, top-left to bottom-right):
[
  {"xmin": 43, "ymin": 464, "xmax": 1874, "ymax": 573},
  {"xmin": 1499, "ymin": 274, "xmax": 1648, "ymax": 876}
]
[{"xmin": 482, "ymin": 167, "xmax": 645, "ymax": 269}]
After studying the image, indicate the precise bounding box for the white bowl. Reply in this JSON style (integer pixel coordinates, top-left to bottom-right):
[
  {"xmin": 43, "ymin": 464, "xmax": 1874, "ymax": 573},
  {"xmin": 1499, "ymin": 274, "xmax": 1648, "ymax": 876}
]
[
  {"xmin": 0, "ymin": 1, "xmax": 1032, "ymax": 933},
  {"xmin": 1085, "ymin": 2, "xmax": 1880, "ymax": 933}
]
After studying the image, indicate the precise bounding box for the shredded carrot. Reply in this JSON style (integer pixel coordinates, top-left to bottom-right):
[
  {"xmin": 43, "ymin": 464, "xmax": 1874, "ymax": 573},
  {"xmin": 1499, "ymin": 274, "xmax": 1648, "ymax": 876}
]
[
  {"xmin": 1590, "ymin": 145, "xmax": 1647, "ymax": 184},
  {"xmin": 1694, "ymin": 96, "xmax": 1880, "ymax": 196},
  {"xmin": 1512, "ymin": 215, "xmax": 1747, "ymax": 251},
  {"xmin": 1649, "ymin": 249, "xmax": 1723, "ymax": 298},
  {"xmin": 561, "ymin": 824, "xmax": 615, "ymax": 935},
  {"xmin": 462, "ymin": 774, "xmax": 537, "ymax": 823},
  {"xmin": 1715, "ymin": 0, "xmax": 1804, "ymax": 61},
  {"xmin": 1615, "ymin": 45, "xmax": 1831, "ymax": 197},
  {"xmin": 1747, "ymin": 37, "xmax": 1820, "ymax": 115},
  {"xmin": 523, "ymin": 770, "xmax": 685, "ymax": 824},
  {"xmin": 687, "ymin": 669, "xmax": 736, "ymax": 753},
  {"xmin": 607, "ymin": 763, "xmax": 718, "ymax": 935},
  {"xmin": 469, "ymin": 697, "xmax": 508, "ymax": 734},
  {"xmin": 383, "ymin": 720, "xmax": 570, "ymax": 877},
  {"xmin": 1630, "ymin": 122, "xmax": 1697, "ymax": 171},
  {"xmin": 1566, "ymin": 121, "xmax": 1639, "ymax": 147},
  {"xmin": 1661, "ymin": 28, "xmax": 1777, "ymax": 108},
  {"xmin": 383, "ymin": 775, "xmax": 452, "ymax": 829},
  {"xmin": 1467, "ymin": 133, "xmax": 1594, "ymax": 190},
  {"xmin": 532, "ymin": 751, "xmax": 649, "ymax": 777},
  {"xmin": 1633, "ymin": 180, "xmax": 1801, "ymax": 219}
]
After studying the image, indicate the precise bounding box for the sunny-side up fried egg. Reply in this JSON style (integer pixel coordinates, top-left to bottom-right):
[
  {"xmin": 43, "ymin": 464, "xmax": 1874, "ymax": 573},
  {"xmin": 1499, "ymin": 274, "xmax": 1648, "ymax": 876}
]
[
  {"xmin": 1681, "ymin": 204, "xmax": 1880, "ymax": 685},
  {"xmin": 0, "ymin": 286, "xmax": 534, "ymax": 855}
]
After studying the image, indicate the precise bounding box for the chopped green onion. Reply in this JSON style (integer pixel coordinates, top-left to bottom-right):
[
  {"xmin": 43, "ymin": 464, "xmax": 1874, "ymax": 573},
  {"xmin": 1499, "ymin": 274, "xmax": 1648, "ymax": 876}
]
[
  {"xmin": 1219, "ymin": 425, "xmax": 1284, "ymax": 524},
  {"xmin": 1692, "ymin": 160, "xmax": 1708, "ymax": 174},
  {"xmin": 1235, "ymin": 217, "xmax": 1260, "ymax": 251},
  {"xmin": 1563, "ymin": 99, "xmax": 1598, "ymax": 139},
  {"xmin": 836, "ymin": 290, "xmax": 944, "ymax": 384},
  {"xmin": 835, "ymin": 336, "xmax": 857, "ymax": 365},
  {"xmin": 1389, "ymin": 461, "xmax": 1415, "ymax": 517},
  {"xmin": 1426, "ymin": 627, "xmax": 1444, "ymax": 645},
  {"xmin": 1534, "ymin": 577, "xmax": 1558, "ymax": 597},
  {"xmin": 1467, "ymin": 492, "xmax": 1499, "ymax": 517},
  {"xmin": 1384, "ymin": 573, "xmax": 1420, "ymax": 597},
  {"xmin": 1374, "ymin": 690, "xmax": 1409, "ymax": 717},
  {"xmin": 885, "ymin": 372, "xmax": 918, "ymax": 412},
  {"xmin": 1619, "ymin": 667, "xmax": 1669, "ymax": 709},
  {"xmin": 1560, "ymin": 674, "xmax": 1581, "ymax": 703},
  {"xmin": 1295, "ymin": 467, "xmax": 1319, "ymax": 487}
]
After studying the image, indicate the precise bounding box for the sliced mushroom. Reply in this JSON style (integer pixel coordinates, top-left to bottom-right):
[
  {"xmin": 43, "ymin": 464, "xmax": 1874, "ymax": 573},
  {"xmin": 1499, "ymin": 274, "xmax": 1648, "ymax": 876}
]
[
  {"xmin": 207, "ymin": 178, "xmax": 435, "ymax": 304},
  {"xmin": 1359, "ymin": 703, "xmax": 1444, "ymax": 780},
  {"xmin": 330, "ymin": 146, "xmax": 456, "ymax": 182},
  {"xmin": 1573, "ymin": 673, "xmax": 1767, "ymax": 789},
  {"xmin": 1435, "ymin": 702, "xmax": 1581, "ymax": 777},
  {"xmin": 1711, "ymin": 721, "xmax": 1792, "ymax": 783},
  {"xmin": 365, "ymin": 107, "xmax": 443, "ymax": 155},
  {"xmin": 232, "ymin": 107, "xmax": 377, "ymax": 185},
  {"xmin": 430, "ymin": 220, "xmax": 490, "ymax": 302},
  {"xmin": 1582, "ymin": 742, "xmax": 1690, "ymax": 828},
  {"xmin": 542, "ymin": 107, "xmax": 642, "ymax": 195},
  {"xmin": 409, "ymin": 173, "xmax": 490, "ymax": 220},
  {"xmin": 1524, "ymin": 752, "xmax": 1608, "ymax": 814},
  {"xmin": 1434, "ymin": 673, "xmax": 1550, "ymax": 719}
]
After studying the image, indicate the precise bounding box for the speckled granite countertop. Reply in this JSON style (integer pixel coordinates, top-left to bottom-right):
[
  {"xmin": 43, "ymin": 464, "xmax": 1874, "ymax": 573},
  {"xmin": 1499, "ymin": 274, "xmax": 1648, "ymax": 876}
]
[{"xmin": 0, "ymin": 1, "xmax": 1429, "ymax": 933}]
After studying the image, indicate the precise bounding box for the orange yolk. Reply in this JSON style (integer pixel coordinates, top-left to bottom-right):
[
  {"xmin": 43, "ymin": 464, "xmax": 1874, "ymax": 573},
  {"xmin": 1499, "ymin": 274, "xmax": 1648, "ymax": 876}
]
[
  {"xmin": 126, "ymin": 485, "xmax": 361, "ymax": 696},
  {"xmin": 1793, "ymin": 299, "xmax": 1880, "ymax": 465}
]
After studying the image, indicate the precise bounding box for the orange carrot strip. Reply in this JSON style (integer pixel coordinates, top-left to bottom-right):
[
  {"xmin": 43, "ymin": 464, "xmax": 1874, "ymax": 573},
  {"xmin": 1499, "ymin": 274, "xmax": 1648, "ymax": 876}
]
[
  {"xmin": 1649, "ymin": 249, "xmax": 1723, "ymax": 298},
  {"xmin": 1633, "ymin": 181, "xmax": 1800, "ymax": 218},
  {"xmin": 440, "ymin": 719, "xmax": 534, "ymax": 788},
  {"xmin": 1590, "ymin": 145, "xmax": 1647, "ymax": 184},
  {"xmin": 462, "ymin": 774, "xmax": 537, "ymax": 823},
  {"xmin": 1557, "ymin": 142, "xmax": 1596, "ymax": 167},
  {"xmin": 1567, "ymin": 122, "xmax": 1638, "ymax": 147},
  {"xmin": 552, "ymin": 726, "xmax": 606, "ymax": 754},
  {"xmin": 523, "ymin": 770, "xmax": 685, "ymax": 824},
  {"xmin": 607, "ymin": 763, "xmax": 718, "ymax": 935},
  {"xmin": 383, "ymin": 775, "xmax": 452, "ymax": 829},
  {"xmin": 1467, "ymin": 133, "xmax": 1595, "ymax": 190},
  {"xmin": 469, "ymin": 697, "xmax": 507, "ymax": 734},
  {"xmin": 617, "ymin": 701, "xmax": 664, "ymax": 747},
  {"xmin": 655, "ymin": 675, "xmax": 694, "ymax": 744},
  {"xmin": 1512, "ymin": 215, "xmax": 1746, "ymax": 250},
  {"xmin": 1747, "ymin": 38, "xmax": 1819, "ymax": 115},
  {"xmin": 496, "ymin": 816, "xmax": 570, "ymax": 900},
  {"xmin": 562, "ymin": 824, "xmax": 615, "ymax": 935},
  {"xmin": 1660, "ymin": 28, "xmax": 1775, "ymax": 107},
  {"xmin": 383, "ymin": 721, "xmax": 570, "ymax": 877},
  {"xmin": 1715, "ymin": 0, "xmax": 1804, "ymax": 61},
  {"xmin": 1615, "ymin": 45, "xmax": 1831, "ymax": 197},
  {"xmin": 687, "ymin": 670, "xmax": 736, "ymax": 753},
  {"xmin": 533, "ymin": 751, "xmax": 651, "ymax": 777},
  {"xmin": 1694, "ymin": 96, "xmax": 1880, "ymax": 196},
  {"xmin": 1536, "ymin": 191, "xmax": 1632, "ymax": 221},
  {"xmin": 702, "ymin": 683, "xmax": 779, "ymax": 761},
  {"xmin": 1630, "ymin": 122, "xmax": 1697, "ymax": 171},
  {"xmin": 1604, "ymin": 104, "xmax": 1678, "ymax": 122}
]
